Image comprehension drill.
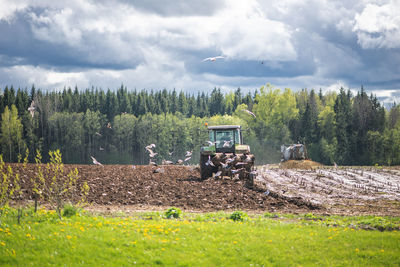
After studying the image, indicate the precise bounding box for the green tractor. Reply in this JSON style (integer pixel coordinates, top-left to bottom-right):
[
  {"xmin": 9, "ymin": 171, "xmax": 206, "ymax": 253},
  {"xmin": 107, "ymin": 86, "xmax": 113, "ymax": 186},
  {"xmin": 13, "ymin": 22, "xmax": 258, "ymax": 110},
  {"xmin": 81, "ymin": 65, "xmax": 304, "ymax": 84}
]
[{"xmin": 200, "ymin": 125, "xmax": 255, "ymax": 181}]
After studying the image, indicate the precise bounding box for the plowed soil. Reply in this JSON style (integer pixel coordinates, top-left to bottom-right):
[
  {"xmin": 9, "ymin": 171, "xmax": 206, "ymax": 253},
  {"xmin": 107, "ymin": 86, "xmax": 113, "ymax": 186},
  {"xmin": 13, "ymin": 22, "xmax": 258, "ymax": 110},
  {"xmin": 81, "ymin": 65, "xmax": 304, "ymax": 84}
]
[{"xmin": 7, "ymin": 163, "xmax": 400, "ymax": 216}]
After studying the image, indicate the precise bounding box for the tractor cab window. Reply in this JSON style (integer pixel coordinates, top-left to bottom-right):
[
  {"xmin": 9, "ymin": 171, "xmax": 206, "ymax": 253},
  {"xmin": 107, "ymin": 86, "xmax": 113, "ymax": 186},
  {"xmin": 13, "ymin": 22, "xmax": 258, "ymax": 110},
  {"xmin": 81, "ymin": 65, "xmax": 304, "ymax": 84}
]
[{"xmin": 214, "ymin": 130, "xmax": 239, "ymax": 148}]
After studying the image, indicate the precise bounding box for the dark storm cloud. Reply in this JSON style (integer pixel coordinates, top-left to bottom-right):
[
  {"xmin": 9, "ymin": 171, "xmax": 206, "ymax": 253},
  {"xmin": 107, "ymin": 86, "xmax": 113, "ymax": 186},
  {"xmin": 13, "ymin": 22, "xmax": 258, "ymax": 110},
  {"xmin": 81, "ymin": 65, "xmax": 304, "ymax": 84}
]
[
  {"xmin": 0, "ymin": 8, "xmax": 143, "ymax": 71},
  {"xmin": 0, "ymin": 0, "xmax": 399, "ymax": 98}
]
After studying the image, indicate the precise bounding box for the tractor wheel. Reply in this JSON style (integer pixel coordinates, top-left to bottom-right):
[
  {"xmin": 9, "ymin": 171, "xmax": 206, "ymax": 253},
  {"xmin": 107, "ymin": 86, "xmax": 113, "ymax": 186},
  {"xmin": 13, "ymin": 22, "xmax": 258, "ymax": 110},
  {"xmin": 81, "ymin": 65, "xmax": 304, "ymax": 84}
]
[{"xmin": 200, "ymin": 154, "xmax": 216, "ymax": 180}]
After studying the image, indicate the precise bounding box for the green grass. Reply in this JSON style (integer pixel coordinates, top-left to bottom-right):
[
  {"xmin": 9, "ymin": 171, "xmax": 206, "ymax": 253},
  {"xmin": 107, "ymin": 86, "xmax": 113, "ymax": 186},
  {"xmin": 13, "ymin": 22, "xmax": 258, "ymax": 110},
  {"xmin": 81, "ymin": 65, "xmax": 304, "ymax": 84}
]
[{"xmin": 1, "ymin": 207, "xmax": 400, "ymax": 266}]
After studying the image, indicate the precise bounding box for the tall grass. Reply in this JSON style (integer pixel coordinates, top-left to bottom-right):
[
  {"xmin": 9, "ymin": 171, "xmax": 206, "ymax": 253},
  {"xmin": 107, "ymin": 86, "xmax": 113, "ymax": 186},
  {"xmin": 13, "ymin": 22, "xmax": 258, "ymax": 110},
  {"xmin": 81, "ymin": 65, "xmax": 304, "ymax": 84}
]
[{"xmin": 0, "ymin": 207, "xmax": 399, "ymax": 266}]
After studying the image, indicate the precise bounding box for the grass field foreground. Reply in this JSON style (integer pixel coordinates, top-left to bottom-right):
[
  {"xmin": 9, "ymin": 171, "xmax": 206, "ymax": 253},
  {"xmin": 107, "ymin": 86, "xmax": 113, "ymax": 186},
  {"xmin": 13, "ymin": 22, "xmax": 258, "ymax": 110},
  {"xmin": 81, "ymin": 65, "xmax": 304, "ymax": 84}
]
[{"xmin": 0, "ymin": 206, "xmax": 399, "ymax": 266}]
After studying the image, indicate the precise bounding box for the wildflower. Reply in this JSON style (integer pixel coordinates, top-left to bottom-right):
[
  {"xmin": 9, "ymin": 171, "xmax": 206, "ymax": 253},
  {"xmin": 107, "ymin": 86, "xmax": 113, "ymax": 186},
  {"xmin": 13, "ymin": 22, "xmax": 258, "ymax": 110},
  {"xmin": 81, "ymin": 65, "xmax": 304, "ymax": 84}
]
[
  {"xmin": 26, "ymin": 233, "xmax": 31, "ymax": 238},
  {"xmin": 233, "ymin": 241, "xmax": 238, "ymax": 244},
  {"xmin": 380, "ymin": 249, "xmax": 384, "ymax": 253},
  {"xmin": 66, "ymin": 235, "xmax": 72, "ymax": 240},
  {"xmin": 130, "ymin": 241, "xmax": 137, "ymax": 245},
  {"xmin": 60, "ymin": 229, "xmax": 65, "ymax": 232},
  {"xmin": 12, "ymin": 249, "xmax": 16, "ymax": 256},
  {"xmin": 0, "ymin": 241, "xmax": 5, "ymax": 246},
  {"xmin": 355, "ymin": 248, "xmax": 359, "ymax": 253}
]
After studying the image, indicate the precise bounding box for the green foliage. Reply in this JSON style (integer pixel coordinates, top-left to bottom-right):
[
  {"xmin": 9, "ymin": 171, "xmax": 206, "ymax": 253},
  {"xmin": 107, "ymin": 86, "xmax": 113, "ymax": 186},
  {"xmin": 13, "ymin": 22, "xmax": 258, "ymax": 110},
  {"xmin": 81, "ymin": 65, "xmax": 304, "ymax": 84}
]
[
  {"xmin": 0, "ymin": 155, "xmax": 21, "ymax": 208},
  {"xmin": 1, "ymin": 105, "xmax": 25, "ymax": 162},
  {"xmin": 165, "ymin": 207, "xmax": 182, "ymax": 219},
  {"xmin": 264, "ymin": 212, "xmax": 280, "ymax": 218},
  {"xmin": 62, "ymin": 204, "xmax": 78, "ymax": 218},
  {"xmin": 229, "ymin": 210, "xmax": 248, "ymax": 222},
  {"xmin": 32, "ymin": 149, "xmax": 89, "ymax": 219},
  {"xmin": 1, "ymin": 84, "xmax": 399, "ymax": 166},
  {"xmin": 1, "ymin": 209, "xmax": 399, "ymax": 266}
]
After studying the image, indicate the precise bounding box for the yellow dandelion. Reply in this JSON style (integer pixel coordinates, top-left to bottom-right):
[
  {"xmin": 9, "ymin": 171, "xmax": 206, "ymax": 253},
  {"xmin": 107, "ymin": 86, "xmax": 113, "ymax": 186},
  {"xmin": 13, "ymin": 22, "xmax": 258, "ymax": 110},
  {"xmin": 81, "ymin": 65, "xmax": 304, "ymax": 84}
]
[
  {"xmin": 328, "ymin": 236, "xmax": 333, "ymax": 239},
  {"xmin": 66, "ymin": 235, "xmax": 72, "ymax": 240},
  {"xmin": 175, "ymin": 238, "xmax": 180, "ymax": 241},
  {"xmin": 0, "ymin": 228, "xmax": 3, "ymax": 232},
  {"xmin": 355, "ymin": 248, "xmax": 359, "ymax": 253},
  {"xmin": 60, "ymin": 229, "xmax": 65, "ymax": 232},
  {"xmin": 380, "ymin": 249, "xmax": 384, "ymax": 253},
  {"xmin": 268, "ymin": 240, "xmax": 272, "ymax": 243},
  {"xmin": 26, "ymin": 233, "xmax": 31, "ymax": 238},
  {"xmin": 161, "ymin": 248, "xmax": 165, "ymax": 251},
  {"xmin": 130, "ymin": 241, "xmax": 137, "ymax": 245},
  {"xmin": 0, "ymin": 241, "xmax": 5, "ymax": 246},
  {"xmin": 233, "ymin": 241, "xmax": 238, "ymax": 244},
  {"xmin": 12, "ymin": 249, "xmax": 16, "ymax": 256}
]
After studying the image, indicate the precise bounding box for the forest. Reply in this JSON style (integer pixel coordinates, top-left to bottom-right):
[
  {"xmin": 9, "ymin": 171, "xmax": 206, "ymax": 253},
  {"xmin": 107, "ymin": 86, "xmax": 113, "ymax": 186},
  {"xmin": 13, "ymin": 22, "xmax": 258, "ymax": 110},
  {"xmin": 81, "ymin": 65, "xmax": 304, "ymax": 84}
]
[{"xmin": 0, "ymin": 83, "xmax": 399, "ymax": 166}]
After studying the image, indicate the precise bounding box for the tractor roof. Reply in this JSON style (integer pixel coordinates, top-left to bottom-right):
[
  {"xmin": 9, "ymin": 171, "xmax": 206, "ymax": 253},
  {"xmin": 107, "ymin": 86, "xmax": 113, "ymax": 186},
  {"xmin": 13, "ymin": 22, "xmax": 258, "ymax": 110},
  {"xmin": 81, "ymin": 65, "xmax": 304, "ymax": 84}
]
[{"xmin": 208, "ymin": 125, "xmax": 241, "ymax": 130}]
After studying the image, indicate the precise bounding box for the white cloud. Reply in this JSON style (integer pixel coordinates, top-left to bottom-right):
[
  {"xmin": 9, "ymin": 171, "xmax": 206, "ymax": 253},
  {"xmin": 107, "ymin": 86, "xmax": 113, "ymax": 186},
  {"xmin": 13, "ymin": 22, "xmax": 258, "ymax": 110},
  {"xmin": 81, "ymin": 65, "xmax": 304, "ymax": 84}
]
[
  {"xmin": 0, "ymin": 0, "xmax": 28, "ymax": 22},
  {"xmin": 0, "ymin": 0, "xmax": 399, "ymax": 99},
  {"xmin": 353, "ymin": 0, "xmax": 400, "ymax": 48}
]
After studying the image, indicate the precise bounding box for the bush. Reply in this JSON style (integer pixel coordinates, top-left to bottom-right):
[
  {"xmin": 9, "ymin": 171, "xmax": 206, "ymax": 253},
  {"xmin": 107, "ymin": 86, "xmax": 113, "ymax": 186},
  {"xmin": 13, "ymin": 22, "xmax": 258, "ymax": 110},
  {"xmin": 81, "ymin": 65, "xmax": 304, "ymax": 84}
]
[
  {"xmin": 229, "ymin": 211, "xmax": 247, "ymax": 222},
  {"xmin": 165, "ymin": 207, "xmax": 182, "ymax": 219},
  {"xmin": 63, "ymin": 204, "xmax": 78, "ymax": 218}
]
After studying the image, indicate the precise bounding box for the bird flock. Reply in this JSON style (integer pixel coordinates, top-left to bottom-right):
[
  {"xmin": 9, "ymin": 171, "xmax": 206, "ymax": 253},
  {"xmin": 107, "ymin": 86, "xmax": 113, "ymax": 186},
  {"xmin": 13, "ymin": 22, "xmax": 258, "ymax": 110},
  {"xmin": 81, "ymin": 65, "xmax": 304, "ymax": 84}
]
[{"xmin": 145, "ymin": 143, "xmax": 192, "ymax": 167}]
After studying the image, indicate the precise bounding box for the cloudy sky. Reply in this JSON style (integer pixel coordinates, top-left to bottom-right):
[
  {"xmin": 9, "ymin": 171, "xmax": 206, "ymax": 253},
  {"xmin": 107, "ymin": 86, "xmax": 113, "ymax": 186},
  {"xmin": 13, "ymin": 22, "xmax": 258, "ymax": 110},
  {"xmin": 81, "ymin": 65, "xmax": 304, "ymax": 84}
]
[{"xmin": 0, "ymin": 0, "xmax": 399, "ymax": 102}]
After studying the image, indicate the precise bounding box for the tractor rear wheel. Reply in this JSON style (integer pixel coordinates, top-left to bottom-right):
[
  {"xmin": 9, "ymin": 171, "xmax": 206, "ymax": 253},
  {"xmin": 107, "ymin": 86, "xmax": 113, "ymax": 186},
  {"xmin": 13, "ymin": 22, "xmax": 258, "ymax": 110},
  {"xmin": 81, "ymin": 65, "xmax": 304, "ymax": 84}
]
[{"xmin": 200, "ymin": 154, "xmax": 216, "ymax": 180}]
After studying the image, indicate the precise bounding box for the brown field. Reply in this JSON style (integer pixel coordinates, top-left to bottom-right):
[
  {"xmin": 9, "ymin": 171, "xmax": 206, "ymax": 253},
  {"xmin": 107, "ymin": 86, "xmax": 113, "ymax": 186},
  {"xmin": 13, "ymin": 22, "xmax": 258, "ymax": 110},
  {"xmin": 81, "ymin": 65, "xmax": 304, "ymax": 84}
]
[{"xmin": 8, "ymin": 162, "xmax": 400, "ymax": 216}]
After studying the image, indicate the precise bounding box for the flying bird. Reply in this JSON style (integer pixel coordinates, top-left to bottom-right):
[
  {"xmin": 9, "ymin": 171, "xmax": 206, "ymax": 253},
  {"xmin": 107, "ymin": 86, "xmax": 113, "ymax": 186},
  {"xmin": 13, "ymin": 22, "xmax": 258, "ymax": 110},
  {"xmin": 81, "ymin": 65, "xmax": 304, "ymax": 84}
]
[
  {"xmin": 168, "ymin": 151, "xmax": 174, "ymax": 156},
  {"xmin": 184, "ymin": 157, "xmax": 191, "ymax": 162},
  {"xmin": 223, "ymin": 140, "xmax": 232, "ymax": 147},
  {"xmin": 90, "ymin": 156, "xmax": 103, "ymax": 166},
  {"xmin": 28, "ymin": 101, "xmax": 35, "ymax": 118},
  {"xmin": 149, "ymin": 160, "xmax": 157, "ymax": 166},
  {"xmin": 205, "ymin": 155, "xmax": 215, "ymax": 166},
  {"xmin": 162, "ymin": 160, "xmax": 174, "ymax": 165},
  {"xmin": 176, "ymin": 159, "xmax": 183, "ymax": 165},
  {"xmin": 214, "ymin": 171, "xmax": 222, "ymax": 178},
  {"xmin": 145, "ymin": 144, "xmax": 156, "ymax": 151},
  {"xmin": 185, "ymin": 150, "xmax": 192, "ymax": 157},
  {"xmin": 95, "ymin": 132, "xmax": 102, "ymax": 136},
  {"xmin": 147, "ymin": 149, "xmax": 158, "ymax": 158},
  {"xmin": 107, "ymin": 122, "xmax": 112, "ymax": 129},
  {"xmin": 202, "ymin": 56, "xmax": 224, "ymax": 62},
  {"xmin": 207, "ymin": 141, "xmax": 216, "ymax": 146},
  {"xmin": 99, "ymin": 146, "xmax": 104, "ymax": 151},
  {"xmin": 242, "ymin": 109, "xmax": 256, "ymax": 118}
]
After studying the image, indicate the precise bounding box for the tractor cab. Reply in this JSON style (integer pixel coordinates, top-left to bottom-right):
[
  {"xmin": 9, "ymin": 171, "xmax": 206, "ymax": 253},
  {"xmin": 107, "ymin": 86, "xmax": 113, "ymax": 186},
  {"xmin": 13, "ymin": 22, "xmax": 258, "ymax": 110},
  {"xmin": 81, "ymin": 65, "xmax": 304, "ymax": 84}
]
[{"xmin": 208, "ymin": 125, "xmax": 242, "ymax": 153}]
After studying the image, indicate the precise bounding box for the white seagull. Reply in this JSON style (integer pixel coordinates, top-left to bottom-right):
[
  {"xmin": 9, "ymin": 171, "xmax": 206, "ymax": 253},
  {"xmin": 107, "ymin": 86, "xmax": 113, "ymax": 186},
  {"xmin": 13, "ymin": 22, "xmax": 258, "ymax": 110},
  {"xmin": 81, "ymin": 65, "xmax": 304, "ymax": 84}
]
[
  {"xmin": 205, "ymin": 155, "xmax": 215, "ymax": 166},
  {"xmin": 185, "ymin": 150, "xmax": 192, "ymax": 157},
  {"xmin": 207, "ymin": 141, "xmax": 216, "ymax": 146},
  {"xmin": 202, "ymin": 56, "xmax": 224, "ymax": 62},
  {"xmin": 145, "ymin": 144, "xmax": 156, "ymax": 151},
  {"xmin": 243, "ymin": 109, "xmax": 256, "ymax": 118},
  {"xmin": 223, "ymin": 140, "xmax": 232, "ymax": 147},
  {"xmin": 90, "ymin": 156, "xmax": 103, "ymax": 166},
  {"xmin": 147, "ymin": 149, "xmax": 158, "ymax": 158},
  {"xmin": 28, "ymin": 101, "xmax": 35, "ymax": 118}
]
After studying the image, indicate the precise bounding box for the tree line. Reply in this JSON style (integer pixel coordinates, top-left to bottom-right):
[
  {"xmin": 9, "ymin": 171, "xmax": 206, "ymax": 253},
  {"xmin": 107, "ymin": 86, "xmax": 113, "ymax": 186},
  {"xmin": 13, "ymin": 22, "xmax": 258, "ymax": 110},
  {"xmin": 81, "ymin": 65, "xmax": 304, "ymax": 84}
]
[{"xmin": 0, "ymin": 84, "xmax": 399, "ymax": 166}]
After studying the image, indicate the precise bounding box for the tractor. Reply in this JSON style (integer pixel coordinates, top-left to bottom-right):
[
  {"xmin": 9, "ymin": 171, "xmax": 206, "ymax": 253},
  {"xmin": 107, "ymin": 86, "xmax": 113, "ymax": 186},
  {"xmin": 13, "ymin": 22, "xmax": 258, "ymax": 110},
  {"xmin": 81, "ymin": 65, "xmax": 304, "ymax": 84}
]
[{"xmin": 200, "ymin": 125, "xmax": 255, "ymax": 183}]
